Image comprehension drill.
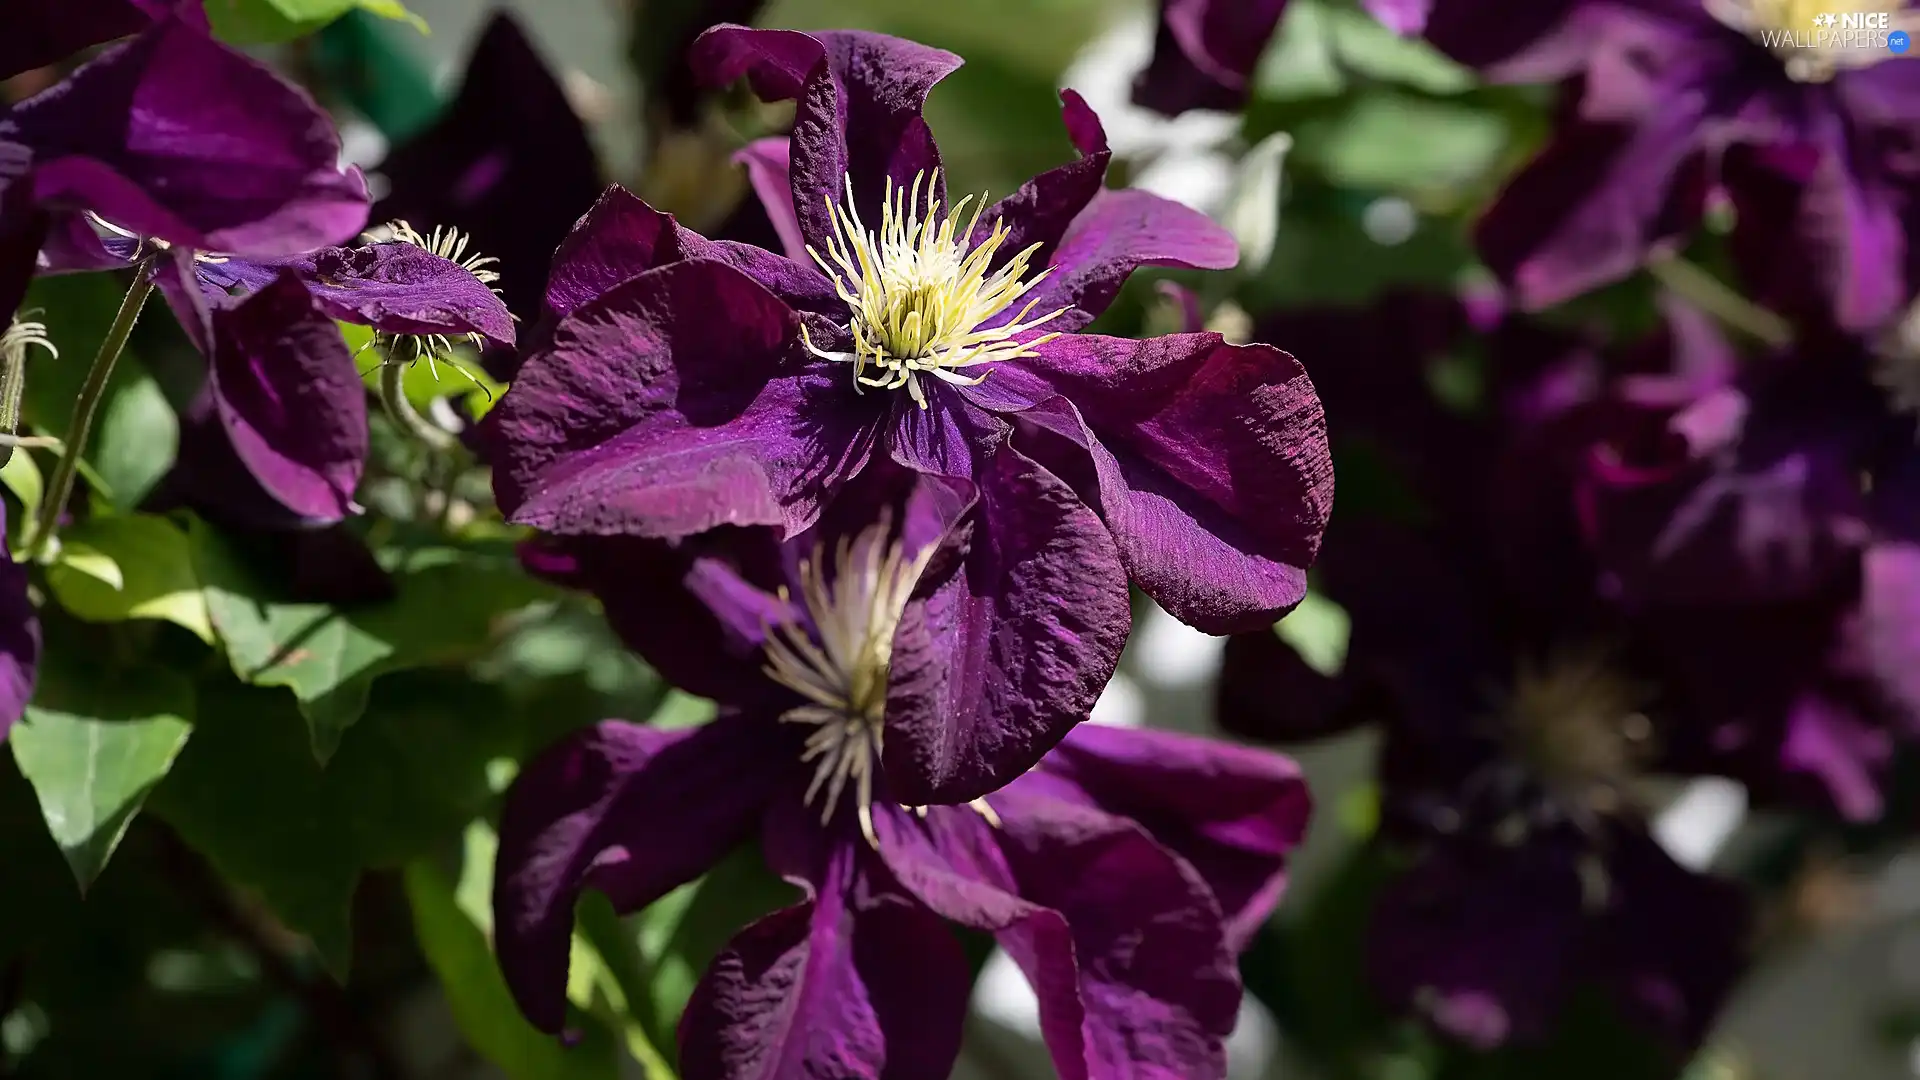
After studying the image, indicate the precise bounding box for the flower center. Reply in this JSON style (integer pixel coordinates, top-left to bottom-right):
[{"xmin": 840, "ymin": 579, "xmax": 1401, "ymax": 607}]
[
  {"xmin": 761, "ymin": 516, "xmax": 934, "ymax": 847},
  {"xmin": 361, "ymin": 220, "xmax": 503, "ymax": 387},
  {"xmin": 1498, "ymin": 649, "xmax": 1653, "ymax": 832},
  {"xmin": 1707, "ymin": 0, "xmax": 1916, "ymax": 81},
  {"xmin": 801, "ymin": 171, "xmax": 1069, "ymax": 409}
]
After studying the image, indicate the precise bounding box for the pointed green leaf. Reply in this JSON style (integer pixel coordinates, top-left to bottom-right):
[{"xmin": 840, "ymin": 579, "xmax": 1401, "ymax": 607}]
[
  {"xmin": 1275, "ymin": 588, "xmax": 1351, "ymax": 677},
  {"xmin": 90, "ymin": 369, "xmax": 178, "ymax": 512},
  {"xmin": 1, "ymin": 450, "xmax": 43, "ymax": 535},
  {"xmin": 9, "ymin": 659, "xmax": 193, "ymax": 891},
  {"xmin": 203, "ymin": 0, "xmax": 427, "ymax": 44},
  {"xmin": 46, "ymin": 514, "xmax": 213, "ymax": 643}
]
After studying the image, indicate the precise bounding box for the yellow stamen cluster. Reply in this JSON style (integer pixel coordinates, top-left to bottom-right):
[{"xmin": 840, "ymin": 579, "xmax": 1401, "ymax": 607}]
[
  {"xmin": 803, "ymin": 171, "xmax": 1068, "ymax": 409},
  {"xmin": 762, "ymin": 515, "xmax": 934, "ymax": 848},
  {"xmin": 1501, "ymin": 648, "xmax": 1652, "ymax": 831},
  {"xmin": 362, "ymin": 221, "xmax": 502, "ymax": 395}
]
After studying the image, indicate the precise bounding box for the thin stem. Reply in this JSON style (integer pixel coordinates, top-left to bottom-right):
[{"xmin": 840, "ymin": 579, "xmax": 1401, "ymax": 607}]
[
  {"xmin": 1647, "ymin": 254, "xmax": 1792, "ymax": 350},
  {"xmin": 378, "ymin": 361, "xmax": 459, "ymax": 454},
  {"xmin": 26, "ymin": 267, "xmax": 153, "ymax": 560}
]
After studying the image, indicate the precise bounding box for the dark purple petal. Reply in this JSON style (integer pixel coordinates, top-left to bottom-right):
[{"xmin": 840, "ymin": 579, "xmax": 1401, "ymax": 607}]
[
  {"xmin": 206, "ymin": 271, "xmax": 368, "ymax": 525},
  {"xmin": 494, "ymin": 715, "xmax": 788, "ymax": 1033},
  {"xmin": 13, "ymin": 22, "xmax": 368, "ymax": 256},
  {"xmin": 277, "ymin": 242, "xmax": 514, "ymax": 347},
  {"xmin": 883, "ymin": 448, "xmax": 1131, "ymax": 805},
  {"xmin": 691, "ymin": 26, "xmax": 962, "ymax": 252},
  {"xmin": 972, "ymin": 90, "xmax": 1111, "ymax": 272},
  {"xmin": 373, "ymin": 13, "xmax": 601, "ymax": 328},
  {"xmin": 486, "ymin": 258, "xmax": 876, "ymax": 541},
  {"xmin": 1214, "ymin": 629, "xmax": 1356, "ymax": 743},
  {"xmin": 1476, "ymin": 115, "xmax": 1706, "ymax": 312},
  {"xmin": 1012, "ymin": 189, "xmax": 1238, "ymax": 332},
  {"xmin": 1366, "ymin": 843, "xmax": 1586, "ymax": 1048},
  {"xmin": 1862, "ymin": 543, "xmax": 1920, "ymax": 723},
  {"xmin": 1027, "ymin": 723, "xmax": 1311, "ymax": 951},
  {"xmin": 0, "ymin": 500, "xmax": 40, "ymax": 742},
  {"xmin": 678, "ymin": 843, "xmax": 969, "ymax": 1080},
  {"xmin": 0, "ymin": 0, "xmax": 205, "ymax": 84},
  {"xmin": 999, "ymin": 332, "xmax": 1334, "ymax": 634},
  {"xmin": 736, "ymin": 137, "xmax": 806, "ymax": 262},
  {"xmin": 1132, "ymin": 0, "xmax": 1289, "ymax": 116},
  {"xmin": 541, "ymin": 185, "xmax": 686, "ymax": 321}
]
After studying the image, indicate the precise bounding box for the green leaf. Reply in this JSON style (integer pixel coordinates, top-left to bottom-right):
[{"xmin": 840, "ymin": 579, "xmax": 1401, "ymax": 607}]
[
  {"xmin": 2, "ymin": 450, "xmax": 44, "ymax": 536},
  {"xmin": 9, "ymin": 656, "xmax": 194, "ymax": 891},
  {"xmin": 90, "ymin": 368, "xmax": 178, "ymax": 513},
  {"xmin": 203, "ymin": 0, "xmax": 427, "ymax": 44},
  {"xmin": 46, "ymin": 514, "xmax": 213, "ymax": 643},
  {"xmin": 1275, "ymin": 589, "xmax": 1351, "ymax": 677},
  {"xmin": 1223, "ymin": 132, "xmax": 1295, "ymax": 275},
  {"xmin": 151, "ymin": 671, "xmax": 516, "ymax": 976},
  {"xmin": 190, "ymin": 519, "xmax": 551, "ymax": 761},
  {"xmin": 405, "ymin": 840, "xmax": 624, "ymax": 1080},
  {"xmin": 1294, "ymin": 93, "xmax": 1509, "ymax": 196}
]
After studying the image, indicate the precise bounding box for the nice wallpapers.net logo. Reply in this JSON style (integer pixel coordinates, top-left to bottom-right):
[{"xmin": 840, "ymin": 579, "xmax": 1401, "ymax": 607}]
[{"xmin": 1759, "ymin": 10, "xmax": 1911, "ymax": 53}]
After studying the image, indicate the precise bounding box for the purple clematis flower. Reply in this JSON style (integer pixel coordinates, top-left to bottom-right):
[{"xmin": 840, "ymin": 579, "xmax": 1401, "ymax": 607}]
[
  {"xmin": 1475, "ymin": 0, "xmax": 1920, "ymax": 332},
  {"xmin": 494, "ymin": 486, "xmax": 1311, "ymax": 1080},
  {"xmin": 0, "ymin": 478, "xmax": 39, "ymax": 744},
  {"xmin": 1215, "ymin": 291, "xmax": 1751, "ymax": 1050},
  {"xmin": 0, "ymin": 0, "xmax": 207, "ymax": 84},
  {"xmin": 485, "ymin": 26, "xmax": 1333, "ymax": 660},
  {"xmin": 372, "ymin": 13, "xmax": 601, "ymax": 342},
  {"xmin": 1, "ymin": 18, "xmax": 370, "ymax": 324}
]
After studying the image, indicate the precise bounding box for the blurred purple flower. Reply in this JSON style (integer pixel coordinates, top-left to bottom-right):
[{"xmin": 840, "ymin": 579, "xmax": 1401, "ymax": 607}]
[
  {"xmin": 1477, "ymin": 0, "xmax": 1920, "ymax": 331},
  {"xmin": 373, "ymin": 13, "xmax": 601, "ymax": 345},
  {"xmin": 484, "ymin": 26, "xmax": 1333, "ymax": 668},
  {"xmin": 0, "ymin": 19, "xmax": 370, "ymax": 322},
  {"xmin": 1215, "ymin": 291, "xmax": 1751, "ymax": 1050},
  {"xmin": 494, "ymin": 487, "xmax": 1310, "ymax": 1079},
  {"xmin": 0, "ymin": 498, "xmax": 38, "ymax": 742},
  {"xmin": 0, "ymin": 0, "xmax": 206, "ymax": 83}
]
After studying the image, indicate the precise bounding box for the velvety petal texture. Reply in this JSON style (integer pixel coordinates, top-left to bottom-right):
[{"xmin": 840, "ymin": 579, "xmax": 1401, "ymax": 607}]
[{"xmin": 218, "ymin": 241, "xmax": 516, "ymax": 347}]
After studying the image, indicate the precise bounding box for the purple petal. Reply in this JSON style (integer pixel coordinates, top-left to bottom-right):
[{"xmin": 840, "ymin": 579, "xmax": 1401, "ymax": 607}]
[
  {"xmin": 541, "ymin": 186, "xmax": 689, "ymax": 321},
  {"xmin": 1014, "ymin": 189, "xmax": 1238, "ymax": 332},
  {"xmin": 0, "ymin": 500, "xmax": 40, "ymax": 742},
  {"xmin": 494, "ymin": 716, "xmax": 788, "ymax": 1033},
  {"xmin": 1214, "ymin": 629, "xmax": 1355, "ymax": 743},
  {"xmin": 1132, "ymin": 0, "xmax": 1289, "ymax": 116},
  {"xmin": 1366, "ymin": 843, "xmax": 1586, "ymax": 1047},
  {"xmin": 279, "ymin": 242, "xmax": 514, "ymax": 347},
  {"xmin": 372, "ymin": 12, "xmax": 602, "ymax": 327},
  {"xmin": 0, "ymin": 0, "xmax": 205, "ymax": 83},
  {"xmin": 735, "ymin": 137, "xmax": 807, "ymax": 263},
  {"xmin": 14, "ymin": 22, "xmax": 368, "ymax": 256},
  {"xmin": 883, "ymin": 448, "xmax": 1131, "ymax": 806},
  {"xmin": 206, "ymin": 271, "xmax": 368, "ymax": 524},
  {"xmin": 1476, "ymin": 114, "xmax": 1706, "ymax": 312},
  {"xmin": 999, "ymin": 332, "xmax": 1334, "ymax": 634},
  {"xmin": 486, "ymin": 258, "xmax": 875, "ymax": 540},
  {"xmin": 1859, "ymin": 542, "xmax": 1920, "ymax": 731},
  {"xmin": 678, "ymin": 843, "xmax": 969, "ymax": 1080},
  {"xmin": 1363, "ymin": 0, "xmax": 1430, "ymax": 34},
  {"xmin": 691, "ymin": 26, "xmax": 962, "ymax": 252},
  {"xmin": 972, "ymin": 90, "xmax": 1111, "ymax": 272},
  {"xmin": 1028, "ymin": 723, "xmax": 1311, "ymax": 951}
]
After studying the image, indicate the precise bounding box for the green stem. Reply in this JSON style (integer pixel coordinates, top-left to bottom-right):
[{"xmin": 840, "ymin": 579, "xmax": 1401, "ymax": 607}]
[
  {"xmin": 378, "ymin": 361, "xmax": 459, "ymax": 454},
  {"xmin": 1647, "ymin": 254, "xmax": 1792, "ymax": 350},
  {"xmin": 26, "ymin": 268, "xmax": 153, "ymax": 560}
]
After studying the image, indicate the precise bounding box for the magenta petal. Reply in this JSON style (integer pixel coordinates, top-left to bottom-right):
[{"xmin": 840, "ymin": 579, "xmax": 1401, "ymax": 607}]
[
  {"xmin": 0, "ymin": 501, "xmax": 40, "ymax": 743},
  {"xmin": 541, "ymin": 186, "xmax": 687, "ymax": 321},
  {"xmin": 207, "ymin": 271, "xmax": 368, "ymax": 524},
  {"xmin": 1133, "ymin": 0, "xmax": 1290, "ymax": 116},
  {"xmin": 678, "ymin": 845, "xmax": 969, "ymax": 1080},
  {"xmin": 494, "ymin": 716, "xmax": 787, "ymax": 1033},
  {"xmin": 736, "ymin": 137, "xmax": 807, "ymax": 263},
  {"xmin": 884, "ymin": 448, "xmax": 1131, "ymax": 806},
  {"xmin": 1860, "ymin": 542, "xmax": 1920, "ymax": 732},
  {"xmin": 1031, "ymin": 723, "xmax": 1311, "ymax": 951},
  {"xmin": 1016, "ymin": 188, "xmax": 1238, "ymax": 332},
  {"xmin": 691, "ymin": 26, "xmax": 962, "ymax": 251},
  {"xmin": 1475, "ymin": 114, "xmax": 1706, "ymax": 312},
  {"xmin": 488, "ymin": 258, "xmax": 874, "ymax": 540},
  {"xmin": 279, "ymin": 242, "xmax": 515, "ymax": 347},
  {"xmin": 1363, "ymin": 0, "xmax": 1431, "ymax": 33},
  {"xmin": 15, "ymin": 23, "xmax": 368, "ymax": 256},
  {"xmin": 1012, "ymin": 332, "xmax": 1334, "ymax": 634}
]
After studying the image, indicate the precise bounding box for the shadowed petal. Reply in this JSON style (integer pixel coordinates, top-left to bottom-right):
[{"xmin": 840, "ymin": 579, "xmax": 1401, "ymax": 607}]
[
  {"xmin": 1132, "ymin": 0, "xmax": 1289, "ymax": 116},
  {"xmin": 678, "ymin": 844, "xmax": 969, "ymax": 1080},
  {"xmin": 1028, "ymin": 723, "xmax": 1311, "ymax": 951},
  {"xmin": 206, "ymin": 271, "xmax": 368, "ymax": 524},
  {"xmin": 373, "ymin": 13, "xmax": 601, "ymax": 327},
  {"xmin": 1011, "ymin": 189, "xmax": 1239, "ymax": 332},
  {"xmin": 0, "ymin": 501, "xmax": 39, "ymax": 742},
  {"xmin": 999, "ymin": 332, "xmax": 1334, "ymax": 633},
  {"xmin": 486, "ymin": 258, "xmax": 875, "ymax": 540},
  {"xmin": 494, "ymin": 716, "xmax": 788, "ymax": 1033},
  {"xmin": 691, "ymin": 26, "xmax": 962, "ymax": 251},
  {"xmin": 972, "ymin": 90, "xmax": 1111, "ymax": 273},
  {"xmin": 13, "ymin": 22, "xmax": 368, "ymax": 256},
  {"xmin": 736, "ymin": 137, "xmax": 807, "ymax": 263},
  {"xmin": 884, "ymin": 448, "xmax": 1131, "ymax": 805}
]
